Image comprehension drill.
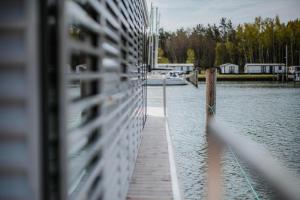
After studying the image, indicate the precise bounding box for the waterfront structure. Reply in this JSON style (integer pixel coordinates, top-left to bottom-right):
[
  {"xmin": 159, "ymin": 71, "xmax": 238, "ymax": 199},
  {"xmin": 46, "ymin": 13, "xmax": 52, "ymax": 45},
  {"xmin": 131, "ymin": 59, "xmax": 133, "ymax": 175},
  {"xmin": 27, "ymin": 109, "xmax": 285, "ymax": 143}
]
[
  {"xmin": 219, "ymin": 63, "xmax": 239, "ymax": 74},
  {"xmin": 0, "ymin": 0, "xmax": 149, "ymax": 200},
  {"xmin": 295, "ymin": 73, "xmax": 300, "ymax": 82},
  {"xmin": 244, "ymin": 63, "xmax": 286, "ymax": 74},
  {"xmin": 289, "ymin": 66, "xmax": 300, "ymax": 74},
  {"xmin": 157, "ymin": 63, "xmax": 194, "ymax": 73},
  {"xmin": 2, "ymin": 1, "xmax": 300, "ymax": 200},
  {"xmin": 289, "ymin": 66, "xmax": 300, "ymax": 81},
  {"xmin": 288, "ymin": 66, "xmax": 300, "ymax": 81}
]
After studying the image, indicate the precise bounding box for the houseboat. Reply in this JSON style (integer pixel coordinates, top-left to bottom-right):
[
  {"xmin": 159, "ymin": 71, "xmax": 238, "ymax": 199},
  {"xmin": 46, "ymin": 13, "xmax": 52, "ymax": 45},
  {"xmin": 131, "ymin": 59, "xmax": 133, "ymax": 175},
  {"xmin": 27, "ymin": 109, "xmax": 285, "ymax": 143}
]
[
  {"xmin": 289, "ymin": 66, "xmax": 300, "ymax": 74},
  {"xmin": 289, "ymin": 66, "xmax": 300, "ymax": 82},
  {"xmin": 219, "ymin": 63, "xmax": 239, "ymax": 74},
  {"xmin": 244, "ymin": 63, "xmax": 286, "ymax": 74}
]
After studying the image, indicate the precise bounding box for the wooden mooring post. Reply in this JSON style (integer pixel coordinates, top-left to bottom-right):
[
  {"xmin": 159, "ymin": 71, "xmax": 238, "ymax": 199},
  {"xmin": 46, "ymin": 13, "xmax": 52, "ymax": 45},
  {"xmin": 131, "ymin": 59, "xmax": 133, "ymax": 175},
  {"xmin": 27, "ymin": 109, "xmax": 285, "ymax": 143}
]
[
  {"xmin": 205, "ymin": 68, "xmax": 222, "ymax": 200},
  {"xmin": 205, "ymin": 68, "xmax": 216, "ymax": 127}
]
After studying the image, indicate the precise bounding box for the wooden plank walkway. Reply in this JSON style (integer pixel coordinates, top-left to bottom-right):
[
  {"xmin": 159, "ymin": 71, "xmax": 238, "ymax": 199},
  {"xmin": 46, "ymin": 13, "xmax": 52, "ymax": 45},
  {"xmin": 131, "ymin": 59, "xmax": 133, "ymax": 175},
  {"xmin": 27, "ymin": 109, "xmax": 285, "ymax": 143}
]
[{"xmin": 127, "ymin": 113, "xmax": 173, "ymax": 200}]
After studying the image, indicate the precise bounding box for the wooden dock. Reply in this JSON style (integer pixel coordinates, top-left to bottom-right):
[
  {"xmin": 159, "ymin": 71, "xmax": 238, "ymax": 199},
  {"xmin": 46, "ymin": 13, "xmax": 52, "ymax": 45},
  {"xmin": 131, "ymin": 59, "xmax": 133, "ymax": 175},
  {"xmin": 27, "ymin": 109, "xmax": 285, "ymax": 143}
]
[{"xmin": 127, "ymin": 107, "xmax": 179, "ymax": 200}]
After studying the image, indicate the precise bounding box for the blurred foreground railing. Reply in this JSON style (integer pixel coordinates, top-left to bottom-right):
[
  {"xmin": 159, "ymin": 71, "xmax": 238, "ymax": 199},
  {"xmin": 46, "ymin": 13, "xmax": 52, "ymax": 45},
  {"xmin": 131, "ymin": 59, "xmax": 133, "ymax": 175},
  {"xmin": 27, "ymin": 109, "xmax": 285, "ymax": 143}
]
[{"xmin": 205, "ymin": 68, "xmax": 300, "ymax": 200}]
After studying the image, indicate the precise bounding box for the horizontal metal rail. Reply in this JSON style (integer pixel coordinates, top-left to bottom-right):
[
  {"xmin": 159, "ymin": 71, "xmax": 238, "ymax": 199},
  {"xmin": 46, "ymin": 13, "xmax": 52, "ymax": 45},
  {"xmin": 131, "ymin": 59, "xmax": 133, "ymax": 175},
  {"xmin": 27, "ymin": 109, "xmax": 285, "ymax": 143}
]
[
  {"xmin": 205, "ymin": 68, "xmax": 300, "ymax": 200},
  {"xmin": 208, "ymin": 120, "xmax": 300, "ymax": 200}
]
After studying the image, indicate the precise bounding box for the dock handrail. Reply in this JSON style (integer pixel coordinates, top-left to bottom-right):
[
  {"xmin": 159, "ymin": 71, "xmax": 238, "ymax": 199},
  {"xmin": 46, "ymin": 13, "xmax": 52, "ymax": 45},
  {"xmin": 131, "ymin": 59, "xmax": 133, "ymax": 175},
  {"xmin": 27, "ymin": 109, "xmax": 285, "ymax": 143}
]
[
  {"xmin": 205, "ymin": 68, "xmax": 300, "ymax": 200},
  {"xmin": 208, "ymin": 120, "xmax": 300, "ymax": 200}
]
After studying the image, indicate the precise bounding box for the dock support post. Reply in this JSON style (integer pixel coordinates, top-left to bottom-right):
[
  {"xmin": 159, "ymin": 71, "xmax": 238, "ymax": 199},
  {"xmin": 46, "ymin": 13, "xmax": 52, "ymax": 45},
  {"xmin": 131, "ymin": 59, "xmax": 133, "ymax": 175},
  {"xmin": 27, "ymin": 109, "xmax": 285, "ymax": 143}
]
[
  {"xmin": 205, "ymin": 68, "xmax": 221, "ymax": 200},
  {"xmin": 163, "ymin": 77, "xmax": 166, "ymax": 116},
  {"xmin": 205, "ymin": 68, "xmax": 216, "ymax": 127}
]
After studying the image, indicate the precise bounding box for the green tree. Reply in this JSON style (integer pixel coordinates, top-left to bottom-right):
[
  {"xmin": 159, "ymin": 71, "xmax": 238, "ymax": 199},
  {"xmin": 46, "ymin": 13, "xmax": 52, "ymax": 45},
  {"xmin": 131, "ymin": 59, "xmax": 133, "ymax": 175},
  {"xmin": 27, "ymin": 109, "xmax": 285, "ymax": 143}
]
[
  {"xmin": 225, "ymin": 41, "xmax": 235, "ymax": 63},
  {"xmin": 215, "ymin": 42, "xmax": 228, "ymax": 66},
  {"xmin": 158, "ymin": 16, "xmax": 300, "ymax": 68},
  {"xmin": 186, "ymin": 48, "xmax": 195, "ymax": 63},
  {"xmin": 158, "ymin": 48, "xmax": 169, "ymax": 64}
]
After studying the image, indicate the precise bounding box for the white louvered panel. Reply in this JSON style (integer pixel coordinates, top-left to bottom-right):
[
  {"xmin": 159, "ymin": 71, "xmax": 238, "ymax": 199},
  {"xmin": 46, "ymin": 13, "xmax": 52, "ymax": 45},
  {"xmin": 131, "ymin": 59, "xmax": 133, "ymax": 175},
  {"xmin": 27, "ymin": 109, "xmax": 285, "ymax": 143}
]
[
  {"xmin": 65, "ymin": 0, "xmax": 148, "ymax": 199},
  {"xmin": 0, "ymin": 0, "xmax": 41, "ymax": 200}
]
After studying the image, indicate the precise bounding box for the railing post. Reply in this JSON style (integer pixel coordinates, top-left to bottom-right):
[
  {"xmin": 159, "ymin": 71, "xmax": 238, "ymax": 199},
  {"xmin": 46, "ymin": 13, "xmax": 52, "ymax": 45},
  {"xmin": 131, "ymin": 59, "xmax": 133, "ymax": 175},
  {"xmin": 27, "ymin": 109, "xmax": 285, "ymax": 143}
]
[
  {"xmin": 163, "ymin": 76, "xmax": 166, "ymax": 116},
  {"xmin": 205, "ymin": 68, "xmax": 221, "ymax": 200}
]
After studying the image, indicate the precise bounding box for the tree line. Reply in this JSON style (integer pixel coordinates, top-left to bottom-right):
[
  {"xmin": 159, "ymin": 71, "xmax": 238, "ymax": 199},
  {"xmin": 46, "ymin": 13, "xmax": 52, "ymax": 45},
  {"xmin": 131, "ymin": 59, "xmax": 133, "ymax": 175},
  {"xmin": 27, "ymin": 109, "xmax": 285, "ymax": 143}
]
[{"xmin": 158, "ymin": 16, "xmax": 300, "ymax": 69}]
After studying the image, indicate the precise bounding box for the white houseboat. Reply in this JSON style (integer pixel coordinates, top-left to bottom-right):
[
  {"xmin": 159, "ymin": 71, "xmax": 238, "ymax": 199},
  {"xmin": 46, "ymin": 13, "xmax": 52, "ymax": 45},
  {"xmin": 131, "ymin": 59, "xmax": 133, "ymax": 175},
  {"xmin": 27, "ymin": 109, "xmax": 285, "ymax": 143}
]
[
  {"xmin": 219, "ymin": 63, "xmax": 239, "ymax": 74},
  {"xmin": 244, "ymin": 63, "xmax": 286, "ymax": 74},
  {"xmin": 289, "ymin": 66, "xmax": 300, "ymax": 74},
  {"xmin": 289, "ymin": 66, "xmax": 300, "ymax": 81}
]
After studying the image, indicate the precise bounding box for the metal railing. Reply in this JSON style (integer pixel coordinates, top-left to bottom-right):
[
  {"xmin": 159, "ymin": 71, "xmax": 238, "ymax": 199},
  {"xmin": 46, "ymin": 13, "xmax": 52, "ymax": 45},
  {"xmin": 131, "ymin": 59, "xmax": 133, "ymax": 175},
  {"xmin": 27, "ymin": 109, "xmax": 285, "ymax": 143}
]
[
  {"xmin": 163, "ymin": 76, "xmax": 167, "ymax": 116},
  {"xmin": 205, "ymin": 68, "xmax": 300, "ymax": 200}
]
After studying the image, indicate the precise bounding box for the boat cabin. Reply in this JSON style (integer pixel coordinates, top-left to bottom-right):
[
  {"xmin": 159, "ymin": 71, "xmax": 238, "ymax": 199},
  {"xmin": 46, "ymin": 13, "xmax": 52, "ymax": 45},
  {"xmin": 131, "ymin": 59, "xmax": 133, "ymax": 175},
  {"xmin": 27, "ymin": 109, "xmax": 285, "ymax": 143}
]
[{"xmin": 167, "ymin": 71, "xmax": 180, "ymax": 79}]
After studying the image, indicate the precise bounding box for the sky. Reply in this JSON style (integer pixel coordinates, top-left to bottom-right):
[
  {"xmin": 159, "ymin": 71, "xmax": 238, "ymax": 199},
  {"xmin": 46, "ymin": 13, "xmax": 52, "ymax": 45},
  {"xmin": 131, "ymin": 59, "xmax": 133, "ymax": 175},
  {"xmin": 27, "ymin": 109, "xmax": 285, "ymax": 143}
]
[{"xmin": 146, "ymin": 0, "xmax": 300, "ymax": 31}]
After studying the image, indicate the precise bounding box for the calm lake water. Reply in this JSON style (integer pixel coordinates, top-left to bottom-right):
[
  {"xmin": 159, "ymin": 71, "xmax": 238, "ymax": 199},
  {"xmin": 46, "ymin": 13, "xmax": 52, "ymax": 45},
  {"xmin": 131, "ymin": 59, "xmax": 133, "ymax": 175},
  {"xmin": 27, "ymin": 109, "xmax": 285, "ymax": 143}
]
[{"xmin": 148, "ymin": 82, "xmax": 300, "ymax": 200}]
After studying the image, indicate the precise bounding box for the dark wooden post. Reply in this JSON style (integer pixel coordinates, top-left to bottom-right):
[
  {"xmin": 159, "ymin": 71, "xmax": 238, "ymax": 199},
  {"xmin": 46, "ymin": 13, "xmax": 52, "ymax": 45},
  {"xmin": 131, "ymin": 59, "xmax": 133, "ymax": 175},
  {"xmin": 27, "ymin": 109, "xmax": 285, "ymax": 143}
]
[
  {"xmin": 205, "ymin": 68, "xmax": 221, "ymax": 200},
  {"xmin": 205, "ymin": 68, "xmax": 216, "ymax": 128}
]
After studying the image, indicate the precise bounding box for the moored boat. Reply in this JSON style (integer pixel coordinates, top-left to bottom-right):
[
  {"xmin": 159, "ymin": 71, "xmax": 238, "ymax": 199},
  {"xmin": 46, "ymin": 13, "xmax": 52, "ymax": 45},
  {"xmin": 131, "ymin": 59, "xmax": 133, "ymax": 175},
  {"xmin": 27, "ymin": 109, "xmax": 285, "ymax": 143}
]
[{"xmin": 147, "ymin": 71, "xmax": 188, "ymax": 86}]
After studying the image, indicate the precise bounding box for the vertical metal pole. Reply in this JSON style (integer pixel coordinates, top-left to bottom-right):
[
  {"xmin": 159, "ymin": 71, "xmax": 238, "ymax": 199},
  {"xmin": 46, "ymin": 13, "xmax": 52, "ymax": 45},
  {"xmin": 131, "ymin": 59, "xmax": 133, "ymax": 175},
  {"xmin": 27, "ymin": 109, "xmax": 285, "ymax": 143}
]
[
  {"xmin": 163, "ymin": 76, "xmax": 166, "ymax": 116},
  {"xmin": 286, "ymin": 45, "xmax": 288, "ymax": 82},
  {"xmin": 195, "ymin": 70, "xmax": 199, "ymax": 88},
  {"xmin": 205, "ymin": 68, "xmax": 221, "ymax": 200},
  {"xmin": 151, "ymin": 6, "xmax": 154, "ymax": 70},
  {"xmin": 148, "ymin": 4, "xmax": 153, "ymax": 70},
  {"xmin": 40, "ymin": 0, "xmax": 67, "ymax": 199},
  {"xmin": 154, "ymin": 7, "xmax": 159, "ymax": 69}
]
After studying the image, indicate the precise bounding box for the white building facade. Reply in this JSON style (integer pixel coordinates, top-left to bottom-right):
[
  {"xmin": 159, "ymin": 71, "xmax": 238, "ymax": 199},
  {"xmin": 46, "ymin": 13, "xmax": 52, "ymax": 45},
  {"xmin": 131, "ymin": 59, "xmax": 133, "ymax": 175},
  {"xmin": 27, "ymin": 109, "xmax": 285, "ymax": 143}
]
[
  {"xmin": 244, "ymin": 63, "xmax": 286, "ymax": 74},
  {"xmin": 220, "ymin": 63, "xmax": 239, "ymax": 74}
]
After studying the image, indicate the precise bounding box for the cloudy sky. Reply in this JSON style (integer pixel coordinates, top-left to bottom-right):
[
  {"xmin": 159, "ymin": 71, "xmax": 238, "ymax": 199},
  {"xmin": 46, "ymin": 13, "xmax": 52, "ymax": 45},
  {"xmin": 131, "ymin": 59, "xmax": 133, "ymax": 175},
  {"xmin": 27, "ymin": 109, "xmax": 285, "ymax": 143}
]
[{"xmin": 146, "ymin": 0, "xmax": 300, "ymax": 31}]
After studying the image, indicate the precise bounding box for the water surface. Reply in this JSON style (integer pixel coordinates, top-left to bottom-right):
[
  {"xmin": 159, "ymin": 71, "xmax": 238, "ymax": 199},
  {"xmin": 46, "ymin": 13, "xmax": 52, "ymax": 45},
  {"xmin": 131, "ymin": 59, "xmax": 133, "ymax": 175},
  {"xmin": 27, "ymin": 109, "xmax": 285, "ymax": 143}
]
[{"xmin": 148, "ymin": 82, "xmax": 300, "ymax": 199}]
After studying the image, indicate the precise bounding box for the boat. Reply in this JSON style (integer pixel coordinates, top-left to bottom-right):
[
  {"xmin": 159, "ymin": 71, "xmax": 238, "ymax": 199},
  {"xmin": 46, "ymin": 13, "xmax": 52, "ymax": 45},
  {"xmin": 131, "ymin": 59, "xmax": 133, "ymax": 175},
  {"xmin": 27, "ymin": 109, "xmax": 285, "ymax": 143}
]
[{"xmin": 147, "ymin": 71, "xmax": 188, "ymax": 86}]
